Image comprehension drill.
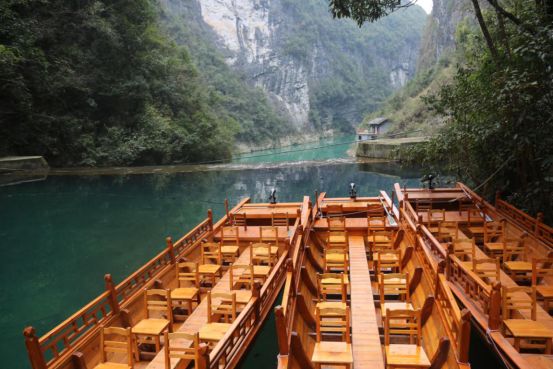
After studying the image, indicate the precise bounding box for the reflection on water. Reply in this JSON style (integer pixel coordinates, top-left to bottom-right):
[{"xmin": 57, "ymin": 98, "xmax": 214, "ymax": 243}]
[{"xmin": 0, "ymin": 160, "xmax": 424, "ymax": 369}]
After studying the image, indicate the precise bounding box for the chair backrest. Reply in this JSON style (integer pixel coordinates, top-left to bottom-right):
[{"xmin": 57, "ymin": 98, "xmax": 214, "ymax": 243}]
[
  {"xmin": 437, "ymin": 221, "xmax": 459, "ymax": 241},
  {"xmin": 502, "ymin": 286, "xmax": 537, "ymax": 320},
  {"xmin": 472, "ymin": 258, "xmax": 500, "ymax": 282},
  {"xmin": 201, "ymin": 242, "xmax": 222, "ymax": 265},
  {"xmin": 207, "ymin": 291, "xmax": 237, "ymax": 323},
  {"xmin": 272, "ymin": 212, "xmax": 289, "ymax": 230},
  {"xmin": 379, "ymin": 272, "xmax": 410, "ymax": 302},
  {"xmin": 232, "ymin": 213, "xmax": 247, "ymax": 229},
  {"xmin": 368, "ymin": 215, "xmax": 387, "ymax": 230},
  {"xmin": 369, "ymin": 230, "xmax": 393, "ymax": 254},
  {"xmin": 144, "ymin": 289, "xmax": 173, "ymax": 326},
  {"xmin": 229, "ymin": 264, "xmax": 254, "ymax": 290},
  {"xmin": 376, "ymin": 249, "xmax": 401, "ymax": 273},
  {"xmin": 259, "ymin": 226, "xmax": 279, "ymax": 246},
  {"xmin": 384, "ymin": 309, "xmax": 422, "ymax": 346},
  {"xmin": 467, "ymin": 209, "xmax": 485, "ymax": 224},
  {"xmin": 164, "ymin": 331, "xmax": 200, "ymax": 369},
  {"xmin": 250, "ymin": 241, "xmax": 274, "ymax": 265},
  {"xmin": 532, "ymin": 258, "xmax": 553, "ymax": 286},
  {"xmin": 452, "ymin": 239, "xmax": 475, "ymax": 261},
  {"xmin": 100, "ymin": 326, "xmax": 133, "ymax": 367},
  {"xmin": 176, "ymin": 262, "xmax": 199, "ymax": 289},
  {"xmin": 327, "ymin": 216, "xmax": 346, "ymax": 232},
  {"xmin": 416, "ymin": 200, "xmax": 432, "ymax": 212},
  {"xmin": 326, "ymin": 204, "xmax": 344, "ymax": 216},
  {"xmin": 484, "ymin": 220, "xmax": 505, "ymax": 243},
  {"xmin": 367, "ymin": 203, "xmax": 385, "ymax": 217},
  {"xmin": 326, "ymin": 230, "xmax": 348, "ymax": 252},
  {"xmin": 317, "ymin": 273, "xmax": 347, "ymax": 303},
  {"xmin": 221, "ymin": 226, "xmax": 240, "ymax": 245},
  {"xmin": 315, "ymin": 306, "xmax": 351, "ymax": 343},
  {"xmin": 428, "ymin": 209, "xmax": 446, "ymax": 224},
  {"xmin": 503, "ymin": 238, "xmax": 526, "ymax": 262},
  {"xmin": 324, "ymin": 248, "xmax": 348, "ymax": 272}
]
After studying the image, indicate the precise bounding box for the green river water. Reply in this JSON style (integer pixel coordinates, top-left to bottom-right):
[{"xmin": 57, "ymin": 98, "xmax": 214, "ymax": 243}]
[{"xmin": 0, "ymin": 136, "xmax": 501, "ymax": 369}]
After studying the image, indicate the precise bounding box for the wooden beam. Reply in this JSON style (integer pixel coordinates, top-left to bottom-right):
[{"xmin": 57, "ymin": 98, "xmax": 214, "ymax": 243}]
[
  {"xmin": 274, "ymin": 306, "xmax": 289, "ymax": 355},
  {"xmin": 409, "ymin": 267, "xmax": 423, "ymax": 295},
  {"xmin": 401, "ymin": 246, "xmax": 413, "ymax": 270},
  {"xmin": 488, "ymin": 281, "xmax": 502, "ymax": 330},
  {"xmin": 290, "ymin": 332, "xmax": 315, "ymax": 369},
  {"xmin": 71, "ymin": 351, "xmax": 86, "ymax": 369},
  {"xmin": 421, "ymin": 295, "xmax": 435, "ymax": 326},
  {"xmin": 296, "ymin": 294, "xmax": 316, "ymax": 329},
  {"xmin": 458, "ymin": 309, "xmax": 472, "ymax": 363},
  {"xmin": 166, "ymin": 237, "xmax": 175, "ymax": 264},
  {"xmin": 429, "ymin": 337, "xmax": 451, "ymax": 369},
  {"xmin": 23, "ymin": 327, "xmax": 47, "ymax": 369},
  {"xmin": 301, "ymin": 266, "xmax": 318, "ymax": 297},
  {"xmin": 104, "ymin": 274, "xmax": 120, "ymax": 314}
]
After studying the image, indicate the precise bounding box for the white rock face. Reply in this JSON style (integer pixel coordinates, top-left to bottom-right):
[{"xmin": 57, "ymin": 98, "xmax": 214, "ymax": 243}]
[
  {"xmin": 390, "ymin": 63, "xmax": 410, "ymax": 89},
  {"xmin": 197, "ymin": 0, "xmax": 311, "ymax": 128}
]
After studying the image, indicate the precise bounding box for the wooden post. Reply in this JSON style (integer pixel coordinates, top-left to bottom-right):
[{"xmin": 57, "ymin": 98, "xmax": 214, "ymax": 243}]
[
  {"xmin": 23, "ymin": 327, "xmax": 47, "ymax": 369},
  {"xmin": 166, "ymin": 236, "xmax": 175, "ymax": 264},
  {"xmin": 488, "ymin": 281, "xmax": 502, "ymax": 330},
  {"xmin": 207, "ymin": 209, "xmax": 213, "ymax": 232},
  {"xmin": 446, "ymin": 243, "xmax": 453, "ymax": 280},
  {"xmin": 104, "ymin": 274, "xmax": 120, "ymax": 314},
  {"xmin": 253, "ymin": 282, "xmax": 261, "ymax": 320},
  {"xmin": 224, "ymin": 198, "xmax": 230, "ymax": 222},
  {"xmin": 435, "ymin": 261, "xmax": 445, "ymax": 296},
  {"xmin": 495, "ymin": 190, "xmax": 501, "ymax": 205},
  {"xmin": 403, "ymin": 193, "xmax": 409, "ymax": 211},
  {"xmin": 197, "ymin": 343, "xmax": 210, "ymax": 369},
  {"xmin": 274, "ymin": 306, "xmax": 289, "ymax": 355},
  {"xmin": 458, "ymin": 309, "xmax": 472, "ymax": 363}
]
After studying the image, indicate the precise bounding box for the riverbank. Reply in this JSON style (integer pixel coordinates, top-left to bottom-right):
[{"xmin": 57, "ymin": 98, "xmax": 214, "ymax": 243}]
[{"xmin": 355, "ymin": 137, "xmax": 428, "ymax": 159}]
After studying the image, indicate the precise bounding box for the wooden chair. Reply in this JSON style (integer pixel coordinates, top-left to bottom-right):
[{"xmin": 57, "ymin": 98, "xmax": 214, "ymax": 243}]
[
  {"xmin": 271, "ymin": 212, "xmax": 290, "ymax": 230},
  {"xmin": 503, "ymin": 238, "xmax": 532, "ymax": 282},
  {"xmin": 229, "ymin": 264, "xmax": 255, "ymax": 306},
  {"xmin": 93, "ymin": 326, "xmax": 133, "ymax": 369},
  {"xmin": 427, "ymin": 209, "xmax": 445, "ymax": 233},
  {"xmin": 199, "ymin": 242, "xmax": 222, "ymax": 287},
  {"xmin": 532, "ymin": 258, "xmax": 553, "ymax": 311},
  {"xmin": 311, "ymin": 306, "xmax": 353, "ymax": 369},
  {"xmin": 483, "ymin": 237, "xmax": 520, "ymax": 259},
  {"xmin": 472, "ymin": 257, "xmax": 501, "ymax": 283},
  {"xmin": 368, "ymin": 215, "xmax": 387, "ymax": 231},
  {"xmin": 375, "ymin": 249, "xmax": 401, "ymax": 274},
  {"xmin": 384, "ymin": 309, "xmax": 430, "ymax": 369},
  {"xmin": 368, "ymin": 230, "xmax": 394, "ymax": 259},
  {"xmin": 199, "ymin": 292, "xmax": 237, "ymax": 344},
  {"xmin": 327, "ymin": 216, "xmax": 346, "ymax": 232},
  {"xmin": 483, "ymin": 220, "xmax": 505, "ymax": 243},
  {"xmin": 459, "ymin": 201, "xmax": 474, "ymax": 213},
  {"xmin": 327, "ymin": 228, "xmax": 349, "ymax": 252},
  {"xmin": 220, "ymin": 226, "xmax": 240, "ymax": 263},
  {"xmin": 502, "ymin": 286, "xmax": 553, "ymax": 353},
  {"xmin": 451, "ymin": 239, "xmax": 475, "ymax": 263},
  {"xmin": 163, "ymin": 331, "xmax": 201, "ymax": 369},
  {"xmin": 324, "ymin": 247, "xmax": 348, "ymax": 273},
  {"xmin": 379, "ymin": 273, "xmax": 413, "ymax": 320},
  {"xmin": 415, "ymin": 200, "xmax": 432, "ymax": 213},
  {"xmin": 231, "ymin": 213, "xmax": 247, "ymax": 229},
  {"xmin": 466, "ymin": 209, "xmax": 485, "ymax": 225},
  {"xmin": 255, "ymin": 226, "xmax": 279, "ymax": 259},
  {"xmin": 435, "ymin": 221, "xmax": 459, "ymax": 243},
  {"xmin": 171, "ymin": 262, "xmax": 200, "ymax": 320},
  {"xmin": 316, "ymin": 272, "xmax": 347, "ymax": 310},
  {"xmin": 131, "ymin": 289, "xmax": 173, "ymax": 361}
]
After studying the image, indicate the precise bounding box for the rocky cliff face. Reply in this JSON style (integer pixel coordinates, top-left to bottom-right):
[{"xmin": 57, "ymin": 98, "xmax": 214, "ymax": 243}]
[
  {"xmin": 417, "ymin": 0, "xmax": 473, "ymax": 71},
  {"xmin": 186, "ymin": 0, "xmax": 427, "ymax": 132}
]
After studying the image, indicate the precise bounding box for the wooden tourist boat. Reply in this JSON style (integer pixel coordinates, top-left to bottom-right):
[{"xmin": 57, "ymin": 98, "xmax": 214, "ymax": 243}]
[
  {"xmin": 23, "ymin": 197, "xmax": 312, "ymax": 369},
  {"xmin": 273, "ymin": 192, "xmax": 471, "ymax": 369},
  {"xmin": 396, "ymin": 182, "xmax": 553, "ymax": 369}
]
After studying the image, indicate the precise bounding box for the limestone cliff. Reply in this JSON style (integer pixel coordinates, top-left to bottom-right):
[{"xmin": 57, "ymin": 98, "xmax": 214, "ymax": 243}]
[{"xmin": 162, "ymin": 0, "xmax": 427, "ymax": 135}]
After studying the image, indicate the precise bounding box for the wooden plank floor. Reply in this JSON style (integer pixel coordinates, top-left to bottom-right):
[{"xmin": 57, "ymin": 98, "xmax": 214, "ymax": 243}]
[
  {"xmin": 348, "ymin": 235, "xmax": 385, "ymax": 369},
  {"xmin": 144, "ymin": 246, "xmax": 254, "ymax": 369}
]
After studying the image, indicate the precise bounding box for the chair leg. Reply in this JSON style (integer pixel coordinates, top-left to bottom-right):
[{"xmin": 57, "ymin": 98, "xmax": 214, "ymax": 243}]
[{"xmin": 133, "ymin": 334, "xmax": 140, "ymax": 362}]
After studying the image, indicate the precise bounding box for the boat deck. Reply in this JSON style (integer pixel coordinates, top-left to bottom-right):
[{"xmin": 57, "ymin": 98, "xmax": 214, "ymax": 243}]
[
  {"xmin": 143, "ymin": 246, "xmax": 254, "ymax": 369},
  {"xmin": 348, "ymin": 235, "xmax": 385, "ymax": 369}
]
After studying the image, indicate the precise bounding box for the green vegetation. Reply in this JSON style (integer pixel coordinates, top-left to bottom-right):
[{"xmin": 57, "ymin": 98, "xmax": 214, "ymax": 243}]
[
  {"xmin": 0, "ymin": 0, "xmax": 286, "ymax": 166},
  {"xmin": 276, "ymin": 0, "xmax": 427, "ymax": 132}
]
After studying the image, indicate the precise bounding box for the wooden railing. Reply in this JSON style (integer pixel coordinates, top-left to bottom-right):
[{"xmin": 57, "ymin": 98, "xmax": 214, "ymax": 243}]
[
  {"xmin": 27, "ymin": 199, "xmax": 252, "ymax": 369},
  {"xmin": 448, "ymin": 255, "xmax": 492, "ymax": 313},
  {"xmin": 419, "ymin": 225, "xmax": 447, "ymax": 262},
  {"xmin": 496, "ymin": 198, "xmax": 553, "ymax": 247}
]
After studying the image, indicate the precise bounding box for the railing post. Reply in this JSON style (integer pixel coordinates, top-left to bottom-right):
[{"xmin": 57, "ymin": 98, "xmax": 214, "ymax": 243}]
[
  {"xmin": 488, "ymin": 281, "xmax": 502, "ymax": 330},
  {"xmin": 446, "ymin": 243, "xmax": 453, "ymax": 280},
  {"xmin": 166, "ymin": 236, "xmax": 175, "ymax": 264},
  {"xmin": 23, "ymin": 327, "xmax": 47, "ymax": 369},
  {"xmin": 403, "ymin": 193, "xmax": 409, "ymax": 211},
  {"xmin": 224, "ymin": 198, "xmax": 230, "ymax": 223},
  {"xmin": 104, "ymin": 274, "xmax": 120, "ymax": 314},
  {"xmin": 495, "ymin": 190, "xmax": 501, "ymax": 205},
  {"xmin": 253, "ymin": 282, "xmax": 261, "ymax": 320},
  {"xmin": 207, "ymin": 209, "xmax": 213, "ymax": 232},
  {"xmin": 274, "ymin": 306, "xmax": 289, "ymax": 355},
  {"xmin": 197, "ymin": 343, "xmax": 210, "ymax": 369},
  {"xmin": 458, "ymin": 309, "xmax": 472, "ymax": 363}
]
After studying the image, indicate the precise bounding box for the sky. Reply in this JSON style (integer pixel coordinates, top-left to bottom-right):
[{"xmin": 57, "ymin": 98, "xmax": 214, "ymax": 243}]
[{"xmin": 416, "ymin": 0, "xmax": 433, "ymax": 14}]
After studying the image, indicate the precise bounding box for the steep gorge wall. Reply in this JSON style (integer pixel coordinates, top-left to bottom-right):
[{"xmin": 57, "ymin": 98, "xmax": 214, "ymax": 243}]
[{"xmin": 166, "ymin": 0, "xmax": 427, "ymax": 133}]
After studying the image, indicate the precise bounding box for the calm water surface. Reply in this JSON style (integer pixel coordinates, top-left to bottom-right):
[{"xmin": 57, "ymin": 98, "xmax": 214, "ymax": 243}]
[{"xmin": 0, "ymin": 137, "xmax": 500, "ymax": 368}]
